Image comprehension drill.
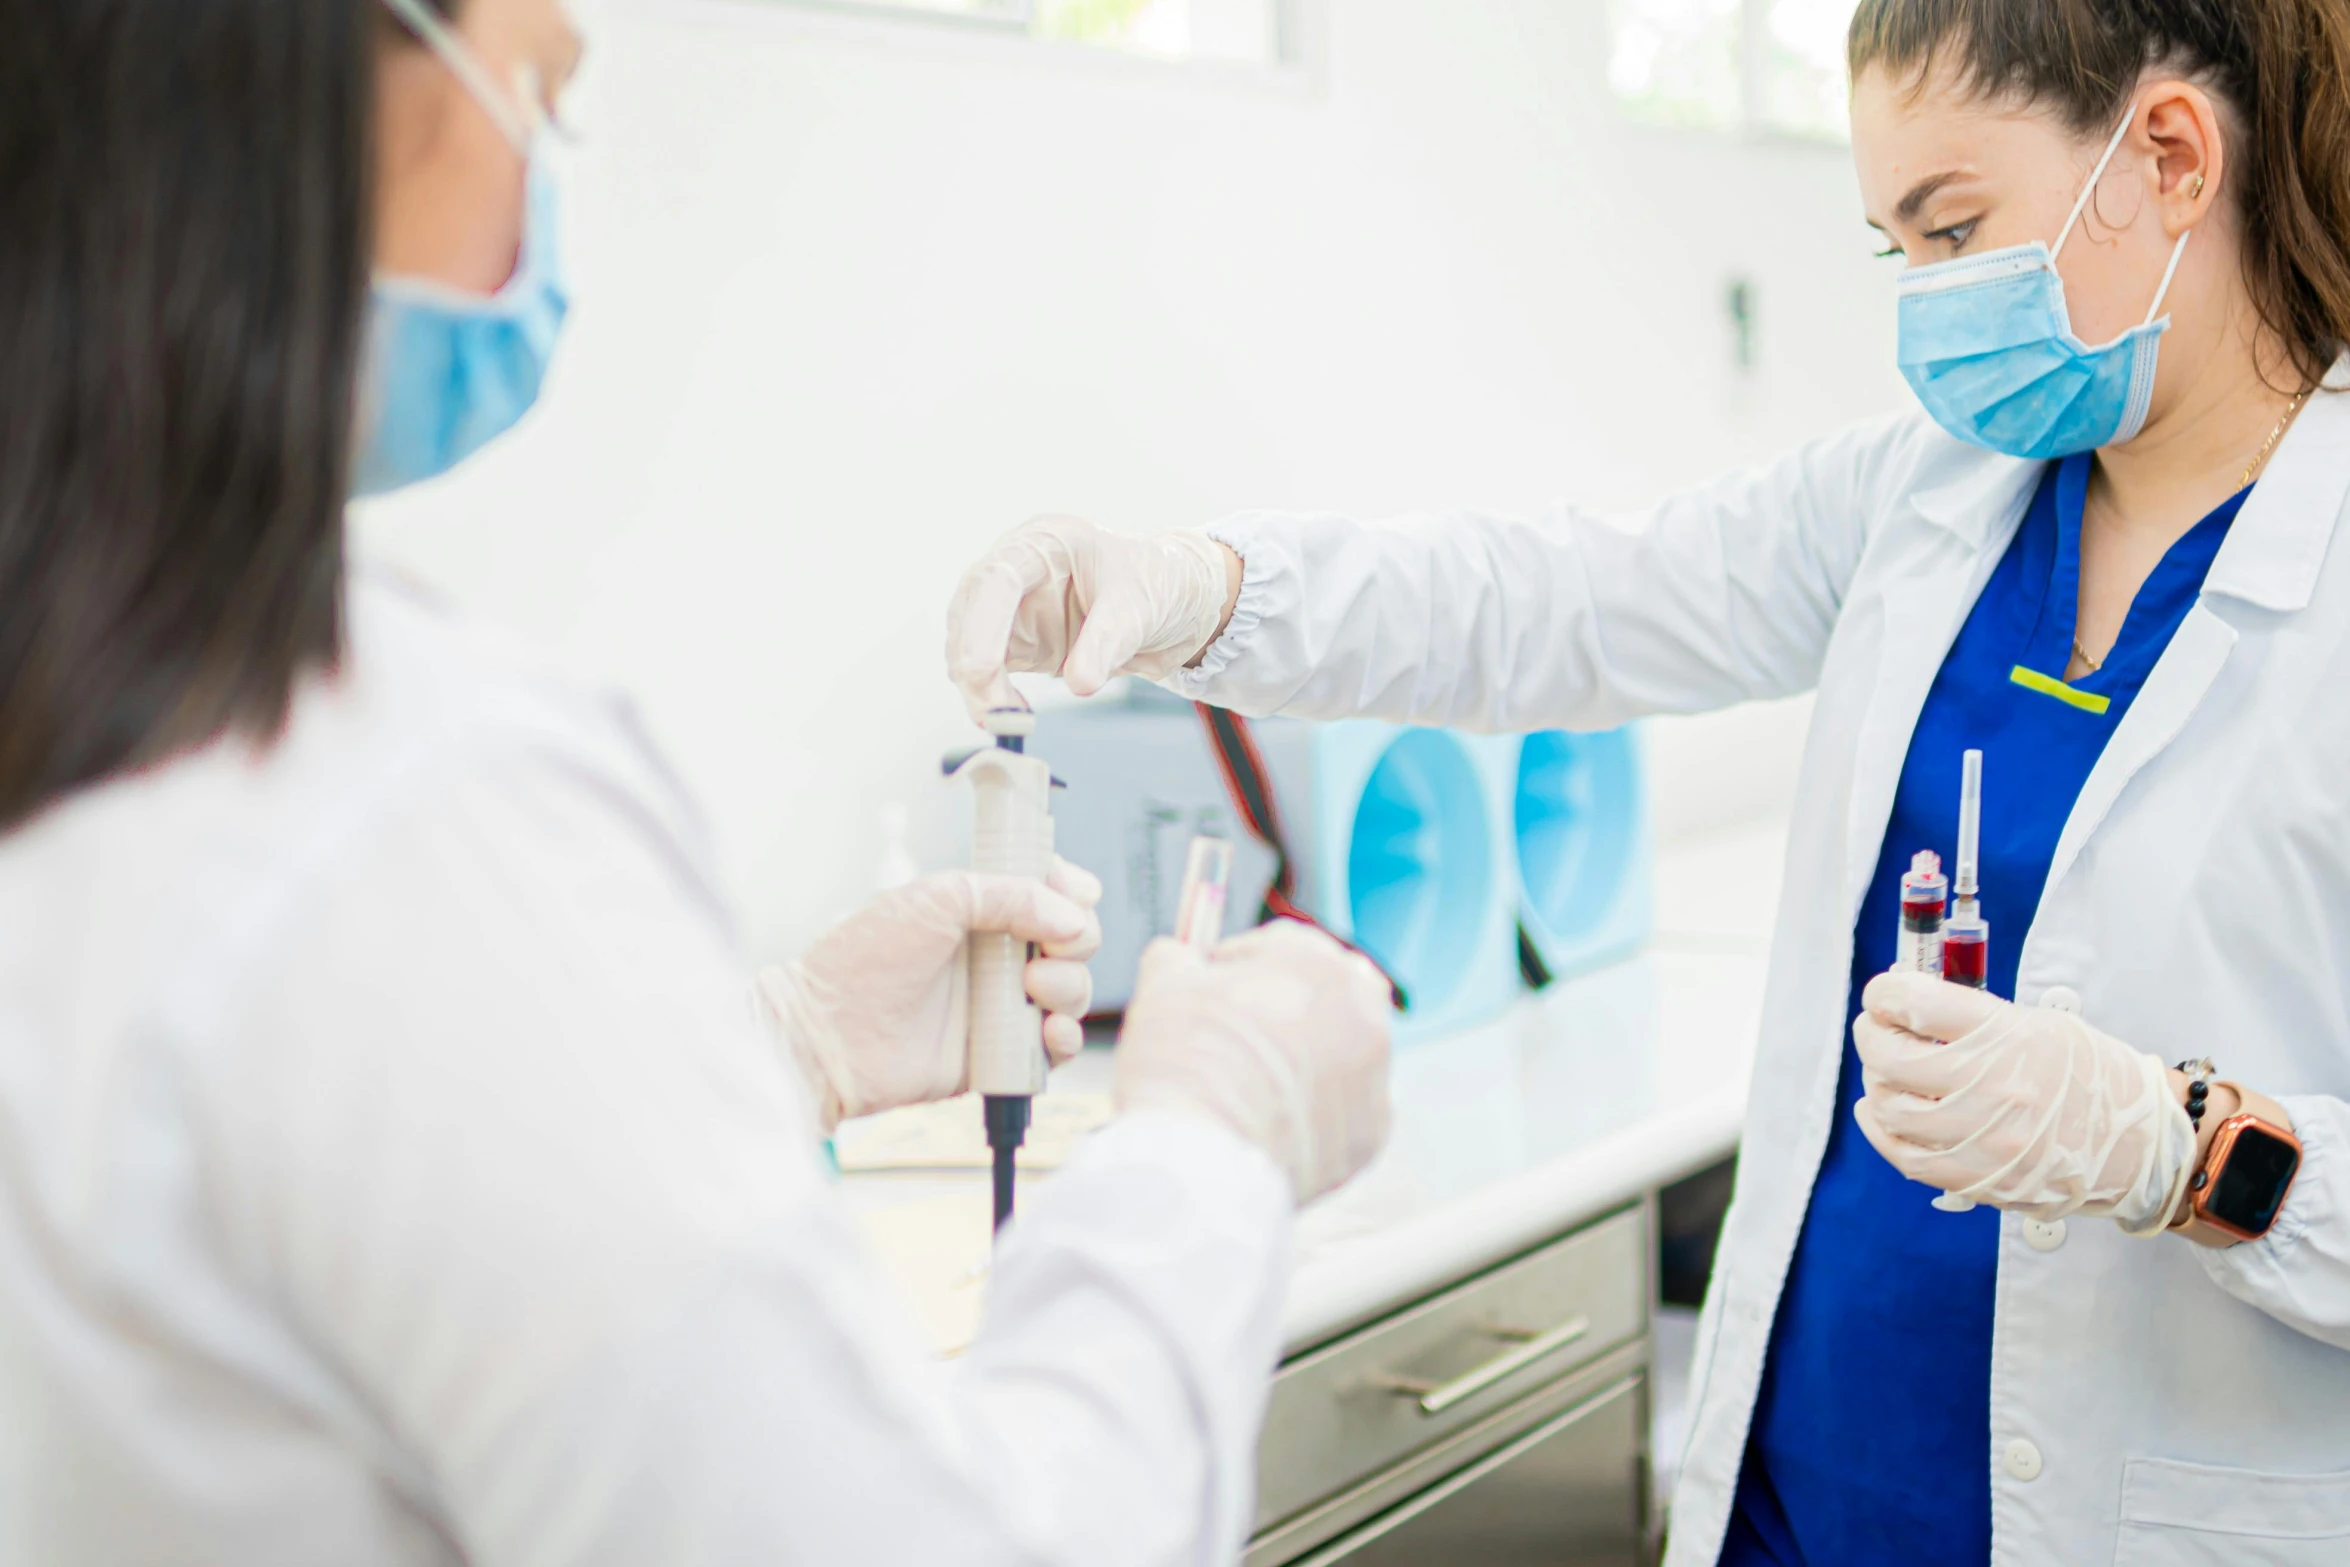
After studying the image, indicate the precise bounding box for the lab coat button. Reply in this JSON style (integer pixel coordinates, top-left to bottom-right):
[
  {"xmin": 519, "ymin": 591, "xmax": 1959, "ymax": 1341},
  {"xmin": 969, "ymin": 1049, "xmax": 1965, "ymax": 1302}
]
[
  {"xmin": 2023, "ymin": 1218, "xmax": 2067, "ymax": 1252},
  {"xmin": 2041, "ymin": 986, "xmax": 2083, "ymax": 1014},
  {"xmin": 2004, "ymin": 1439, "xmax": 2043, "ymax": 1481}
]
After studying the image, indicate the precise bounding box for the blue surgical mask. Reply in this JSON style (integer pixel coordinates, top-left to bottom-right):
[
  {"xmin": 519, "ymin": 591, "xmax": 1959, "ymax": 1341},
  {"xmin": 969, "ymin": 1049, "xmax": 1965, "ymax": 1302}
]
[
  {"xmin": 356, "ymin": 0, "xmax": 570, "ymax": 497},
  {"xmin": 1896, "ymin": 105, "xmax": 2193, "ymax": 460},
  {"xmin": 353, "ymin": 157, "xmax": 568, "ymax": 497}
]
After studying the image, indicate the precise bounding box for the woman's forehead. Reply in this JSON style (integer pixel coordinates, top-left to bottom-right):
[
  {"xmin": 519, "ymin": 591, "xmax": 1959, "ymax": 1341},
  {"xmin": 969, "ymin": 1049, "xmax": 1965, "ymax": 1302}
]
[{"xmin": 1851, "ymin": 64, "xmax": 2079, "ymax": 221}]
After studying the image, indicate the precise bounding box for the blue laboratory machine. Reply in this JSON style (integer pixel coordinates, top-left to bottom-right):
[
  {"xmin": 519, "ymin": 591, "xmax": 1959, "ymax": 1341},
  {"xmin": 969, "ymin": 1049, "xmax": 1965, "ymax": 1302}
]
[{"xmin": 1035, "ymin": 687, "xmax": 1651, "ymax": 1042}]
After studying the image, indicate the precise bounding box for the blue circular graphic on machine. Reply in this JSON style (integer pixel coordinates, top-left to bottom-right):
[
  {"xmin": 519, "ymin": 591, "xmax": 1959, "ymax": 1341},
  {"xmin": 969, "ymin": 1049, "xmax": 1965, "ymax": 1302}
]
[
  {"xmin": 1345, "ymin": 729, "xmax": 1495, "ymax": 1016},
  {"xmin": 1514, "ymin": 728, "xmax": 1647, "ymax": 977}
]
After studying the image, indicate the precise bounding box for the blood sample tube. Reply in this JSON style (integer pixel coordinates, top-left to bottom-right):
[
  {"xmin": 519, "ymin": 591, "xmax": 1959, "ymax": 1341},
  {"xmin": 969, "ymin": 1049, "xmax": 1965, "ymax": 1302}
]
[
  {"xmin": 1174, "ymin": 835, "xmax": 1234, "ymax": 950},
  {"xmin": 1942, "ymin": 914, "xmax": 1989, "ymax": 989},
  {"xmin": 1953, "ymin": 750, "xmax": 1982, "ymax": 925},
  {"xmin": 1898, "ymin": 851, "xmax": 1948, "ymax": 975}
]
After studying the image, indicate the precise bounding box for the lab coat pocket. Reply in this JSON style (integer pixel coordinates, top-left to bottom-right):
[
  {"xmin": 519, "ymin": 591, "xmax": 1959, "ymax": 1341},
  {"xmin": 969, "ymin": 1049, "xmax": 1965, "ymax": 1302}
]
[{"xmin": 2113, "ymin": 1456, "xmax": 2350, "ymax": 1566}]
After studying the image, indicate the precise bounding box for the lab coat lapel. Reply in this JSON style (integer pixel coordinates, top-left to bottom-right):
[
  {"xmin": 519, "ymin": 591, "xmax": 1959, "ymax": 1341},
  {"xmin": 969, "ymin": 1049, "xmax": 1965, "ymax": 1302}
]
[
  {"xmin": 2201, "ymin": 362, "xmax": 2350, "ymax": 616},
  {"xmin": 1841, "ymin": 458, "xmax": 2039, "ymax": 919},
  {"xmin": 2036, "ymin": 607, "xmax": 2235, "ymax": 911},
  {"xmin": 2039, "ymin": 371, "xmax": 2350, "ymax": 908}
]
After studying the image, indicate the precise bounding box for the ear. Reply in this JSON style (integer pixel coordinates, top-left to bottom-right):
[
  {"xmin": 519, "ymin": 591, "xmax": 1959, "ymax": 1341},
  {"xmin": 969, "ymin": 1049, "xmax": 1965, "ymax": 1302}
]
[{"xmin": 2137, "ymin": 79, "xmax": 2224, "ymax": 238}]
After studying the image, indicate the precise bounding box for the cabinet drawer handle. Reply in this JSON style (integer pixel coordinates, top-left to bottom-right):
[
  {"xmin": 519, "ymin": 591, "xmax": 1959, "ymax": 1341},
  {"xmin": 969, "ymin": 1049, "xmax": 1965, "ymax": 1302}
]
[{"xmin": 1370, "ymin": 1314, "xmax": 1593, "ymax": 1416}]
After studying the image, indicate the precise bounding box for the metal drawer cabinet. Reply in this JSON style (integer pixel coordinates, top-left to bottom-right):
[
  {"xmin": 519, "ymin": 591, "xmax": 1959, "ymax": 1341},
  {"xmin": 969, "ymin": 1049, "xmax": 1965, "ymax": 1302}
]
[
  {"xmin": 1249, "ymin": 1205, "xmax": 1650, "ymax": 1565},
  {"xmin": 1292, "ymin": 1373, "xmax": 1645, "ymax": 1566}
]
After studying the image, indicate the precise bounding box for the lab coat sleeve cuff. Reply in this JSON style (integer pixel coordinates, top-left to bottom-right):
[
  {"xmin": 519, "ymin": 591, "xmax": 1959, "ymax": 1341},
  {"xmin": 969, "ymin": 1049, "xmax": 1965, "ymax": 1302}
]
[
  {"xmin": 1162, "ymin": 514, "xmax": 1295, "ymax": 707},
  {"xmin": 2194, "ymin": 1093, "xmax": 2350, "ymax": 1351}
]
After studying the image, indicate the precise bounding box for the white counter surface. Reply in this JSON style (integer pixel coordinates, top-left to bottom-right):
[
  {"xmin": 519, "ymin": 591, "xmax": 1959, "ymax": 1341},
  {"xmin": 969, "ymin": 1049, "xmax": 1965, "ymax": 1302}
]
[
  {"xmin": 839, "ymin": 820, "xmax": 1783, "ymax": 1357},
  {"xmin": 1274, "ymin": 942, "xmax": 1765, "ymax": 1351}
]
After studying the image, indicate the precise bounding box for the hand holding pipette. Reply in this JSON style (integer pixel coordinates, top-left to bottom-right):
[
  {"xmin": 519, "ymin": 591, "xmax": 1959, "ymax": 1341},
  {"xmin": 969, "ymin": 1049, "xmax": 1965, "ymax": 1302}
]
[{"xmin": 754, "ymin": 863, "xmax": 1100, "ymax": 1133}]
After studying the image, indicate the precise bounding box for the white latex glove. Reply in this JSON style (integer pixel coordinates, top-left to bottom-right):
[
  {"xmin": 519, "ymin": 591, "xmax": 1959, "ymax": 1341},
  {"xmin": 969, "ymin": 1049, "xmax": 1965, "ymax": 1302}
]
[
  {"xmin": 1852, "ymin": 972, "xmax": 2195, "ymax": 1229},
  {"xmin": 945, "ymin": 514, "xmax": 1237, "ymax": 721},
  {"xmin": 1114, "ymin": 919, "xmax": 1393, "ymax": 1204},
  {"xmin": 756, "ymin": 859, "xmax": 1104, "ymax": 1133}
]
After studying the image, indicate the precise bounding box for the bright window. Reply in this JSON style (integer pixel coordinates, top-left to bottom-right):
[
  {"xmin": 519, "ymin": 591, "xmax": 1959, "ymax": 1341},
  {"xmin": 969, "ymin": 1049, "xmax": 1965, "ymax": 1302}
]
[
  {"xmin": 1609, "ymin": 0, "xmax": 1856, "ymax": 141},
  {"xmin": 799, "ymin": 0, "xmax": 1291, "ymax": 68}
]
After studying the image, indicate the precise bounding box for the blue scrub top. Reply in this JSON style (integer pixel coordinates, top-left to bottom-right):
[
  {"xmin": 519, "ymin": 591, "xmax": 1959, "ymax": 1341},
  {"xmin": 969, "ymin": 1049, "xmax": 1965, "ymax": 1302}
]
[{"xmin": 1717, "ymin": 454, "xmax": 2248, "ymax": 1566}]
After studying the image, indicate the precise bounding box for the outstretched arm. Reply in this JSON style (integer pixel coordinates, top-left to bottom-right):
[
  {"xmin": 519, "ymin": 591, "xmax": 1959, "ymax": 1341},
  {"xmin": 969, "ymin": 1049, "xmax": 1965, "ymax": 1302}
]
[{"xmin": 946, "ymin": 414, "xmax": 1913, "ymax": 733}]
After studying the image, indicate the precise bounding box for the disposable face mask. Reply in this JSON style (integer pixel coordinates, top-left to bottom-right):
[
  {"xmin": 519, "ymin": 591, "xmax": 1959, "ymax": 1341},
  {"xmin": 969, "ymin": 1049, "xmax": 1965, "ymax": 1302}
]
[
  {"xmin": 1895, "ymin": 105, "xmax": 2192, "ymax": 460},
  {"xmin": 355, "ymin": 0, "xmax": 570, "ymax": 497}
]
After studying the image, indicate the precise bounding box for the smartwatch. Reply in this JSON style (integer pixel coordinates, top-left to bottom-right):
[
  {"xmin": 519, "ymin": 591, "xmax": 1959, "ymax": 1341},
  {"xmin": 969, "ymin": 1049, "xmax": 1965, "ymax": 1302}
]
[{"xmin": 2184, "ymin": 1108, "xmax": 2303, "ymax": 1242}]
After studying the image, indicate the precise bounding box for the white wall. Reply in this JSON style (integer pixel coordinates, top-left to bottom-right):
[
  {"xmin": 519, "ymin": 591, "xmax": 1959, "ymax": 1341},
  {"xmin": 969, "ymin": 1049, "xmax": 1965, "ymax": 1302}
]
[{"xmin": 353, "ymin": 0, "xmax": 1912, "ymax": 963}]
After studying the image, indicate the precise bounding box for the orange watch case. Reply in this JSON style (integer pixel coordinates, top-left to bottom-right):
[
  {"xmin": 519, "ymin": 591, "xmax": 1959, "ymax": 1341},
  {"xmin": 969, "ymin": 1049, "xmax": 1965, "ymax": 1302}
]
[{"xmin": 2189, "ymin": 1112, "xmax": 2304, "ymax": 1242}]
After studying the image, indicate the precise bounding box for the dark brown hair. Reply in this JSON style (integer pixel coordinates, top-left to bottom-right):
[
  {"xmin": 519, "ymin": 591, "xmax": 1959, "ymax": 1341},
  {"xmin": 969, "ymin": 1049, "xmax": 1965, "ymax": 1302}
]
[
  {"xmin": 1849, "ymin": 0, "xmax": 2350, "ymax": 386},
  {"xmin": 0, "ymin": 0, "xmax": 400, "ymax": 832}
]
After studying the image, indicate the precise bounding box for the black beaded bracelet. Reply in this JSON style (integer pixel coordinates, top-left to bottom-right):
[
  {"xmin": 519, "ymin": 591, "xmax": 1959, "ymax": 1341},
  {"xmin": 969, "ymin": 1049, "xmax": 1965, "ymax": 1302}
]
[{"xmin": 2177, "ymin": 1057, "xmax": 2216, "ymax": 1132}]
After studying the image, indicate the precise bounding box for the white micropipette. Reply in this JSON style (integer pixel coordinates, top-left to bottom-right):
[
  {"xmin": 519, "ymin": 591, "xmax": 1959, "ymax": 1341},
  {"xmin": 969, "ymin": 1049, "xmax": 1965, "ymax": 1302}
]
[{"xmin": 954, "ymin": 708, "xmax": 1055, "ymax": 1234}]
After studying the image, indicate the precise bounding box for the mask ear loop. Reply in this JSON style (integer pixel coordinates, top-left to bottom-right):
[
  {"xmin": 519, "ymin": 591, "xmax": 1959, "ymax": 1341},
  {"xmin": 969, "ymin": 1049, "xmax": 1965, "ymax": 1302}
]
[
  {"xmin": 2051, "ymin": 101, "xmax": 2142, "ymax": 261},
  {"xmin": 2050, "ymin": 98, "xmax": 2195, "ymax": 329},
  {"xmin": 378, "ymin": 0, "xmax": 540, "ymax": 154},
  {"xmin": 2141, "ymin": 227, "xmax": 2192, "ymax": 326}
]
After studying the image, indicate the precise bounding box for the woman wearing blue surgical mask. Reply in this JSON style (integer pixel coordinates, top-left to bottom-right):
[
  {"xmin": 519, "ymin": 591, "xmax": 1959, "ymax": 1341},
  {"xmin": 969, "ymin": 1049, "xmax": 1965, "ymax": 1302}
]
[
  {"xmin": 0, "ymin": 2, "xmax": 1396, "ymax": 1562},
  {"xmin": 362, "ymin": 0, "xmax": 572, "ymax": 493},
  {"xmin": 951, "ymin": 2, "xmax": 2350, "ymax": 1563}
]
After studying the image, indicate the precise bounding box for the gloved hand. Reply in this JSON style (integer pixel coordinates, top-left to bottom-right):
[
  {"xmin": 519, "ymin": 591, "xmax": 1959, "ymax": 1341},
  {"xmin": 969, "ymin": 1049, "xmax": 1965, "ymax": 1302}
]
[
  {"xmin": 756, "ymin": 860, "xmax": 1103, "ymax": 1133},
  {"xmin": 1852, "ymin": 972, "xmax": 2195, "ymax": 1229},
  {"xmin": 1114, "ymin": 919, "xmax": 1393, "ymax": 1204},
  {"xmin": 945, "ymin": 515, "xmax": 1238, "ymax": 721}
]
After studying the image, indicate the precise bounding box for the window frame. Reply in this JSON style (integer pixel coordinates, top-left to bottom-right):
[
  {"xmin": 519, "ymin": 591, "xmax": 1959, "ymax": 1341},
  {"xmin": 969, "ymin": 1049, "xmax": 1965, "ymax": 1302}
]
[
  {"xmin": 1611, "ymin": 0, "xmax": 1853, "ymax": 145},
  {"xmin": 783, "ymin": 0, "xmax": 1028, "ymax": 34},
  {"xmin": 758, "ymin": 0, "xmax": 1307, "ymax": 74},
  {"xmin": 1741, "ymin": 0, "xmax": 1851, "ymax": 143}
]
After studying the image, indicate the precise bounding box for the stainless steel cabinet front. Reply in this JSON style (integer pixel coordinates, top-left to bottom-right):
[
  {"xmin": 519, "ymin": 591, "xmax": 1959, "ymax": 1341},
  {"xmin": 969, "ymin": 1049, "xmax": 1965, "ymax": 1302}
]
[
  {"xmin": 1255, "ymin": 1206, "xmax": 1648, "ymax": 1534},
  {"xmin": 1292, "ymin": 1375, "xmax": 1646, "ymax": 1567}
]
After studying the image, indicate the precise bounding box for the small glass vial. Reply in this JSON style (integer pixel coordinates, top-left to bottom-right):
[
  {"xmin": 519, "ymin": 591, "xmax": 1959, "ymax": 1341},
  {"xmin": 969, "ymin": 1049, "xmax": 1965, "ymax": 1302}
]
[
  {"xmin": 1942, "ymin": 914, "xmax": 1989, "ymax": 990},
  {"xmin": 1898, "ymin": 851, "xmax": 1948, "ymax": 975}
]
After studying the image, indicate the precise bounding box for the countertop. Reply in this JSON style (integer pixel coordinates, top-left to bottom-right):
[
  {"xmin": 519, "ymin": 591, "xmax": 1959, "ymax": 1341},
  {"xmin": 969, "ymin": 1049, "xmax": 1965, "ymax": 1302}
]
[{"xmin": 838, "ymin": 818, "xmax": 1786, "ymax": 1358}]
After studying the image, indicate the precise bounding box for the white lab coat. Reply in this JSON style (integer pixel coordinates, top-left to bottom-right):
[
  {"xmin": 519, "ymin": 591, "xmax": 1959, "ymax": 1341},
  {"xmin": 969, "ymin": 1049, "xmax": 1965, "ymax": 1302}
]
[
  {"xmin": 0, "ymin": 570, "xmax": 1292, "ymax": 1566},
  {"xmin": 1169, "ymin": 374, "xmax": 2350, "ymax": 1565}
]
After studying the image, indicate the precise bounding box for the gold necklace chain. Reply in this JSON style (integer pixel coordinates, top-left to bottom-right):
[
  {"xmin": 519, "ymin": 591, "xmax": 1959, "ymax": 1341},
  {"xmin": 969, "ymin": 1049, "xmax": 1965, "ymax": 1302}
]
[
  {"xmin": 2241, "ymin": 386, "xmax": 2311, "ymax": 489},
  {"xmin": 2073, "ymin": 387, "xmax": 2313, "ymax": 676}
]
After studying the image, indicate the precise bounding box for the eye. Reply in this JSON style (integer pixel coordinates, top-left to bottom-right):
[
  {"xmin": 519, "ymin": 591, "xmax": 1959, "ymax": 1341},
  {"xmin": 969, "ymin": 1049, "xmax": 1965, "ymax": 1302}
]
[
  {"xmin": 1925, "ymin": 219, "xmax": 1979, "ymax": 251},
  {"xmin": 1873, "ymin": 241, "xmax": 1904, "ymax": 259}
]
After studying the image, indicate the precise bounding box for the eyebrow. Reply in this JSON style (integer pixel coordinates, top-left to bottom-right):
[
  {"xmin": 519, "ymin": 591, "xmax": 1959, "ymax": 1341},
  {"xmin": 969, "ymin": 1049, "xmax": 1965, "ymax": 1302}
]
[{"xmin": 1889, "ymin": 170, "xmax": 1968, "ymax": 228}]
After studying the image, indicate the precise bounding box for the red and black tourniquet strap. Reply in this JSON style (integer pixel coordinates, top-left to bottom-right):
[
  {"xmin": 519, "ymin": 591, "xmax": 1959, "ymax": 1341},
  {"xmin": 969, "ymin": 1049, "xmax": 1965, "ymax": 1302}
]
[{"xmin": 1192, "ymin": 702, "xmax": 1409, "ymax": 1011}]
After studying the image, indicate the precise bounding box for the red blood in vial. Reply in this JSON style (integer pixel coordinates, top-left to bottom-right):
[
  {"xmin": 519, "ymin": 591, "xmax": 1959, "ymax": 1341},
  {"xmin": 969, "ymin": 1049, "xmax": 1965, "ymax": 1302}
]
[{"xmin": 1943, "ymin": 928, "xmax": 1988, "ymax": 988}]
